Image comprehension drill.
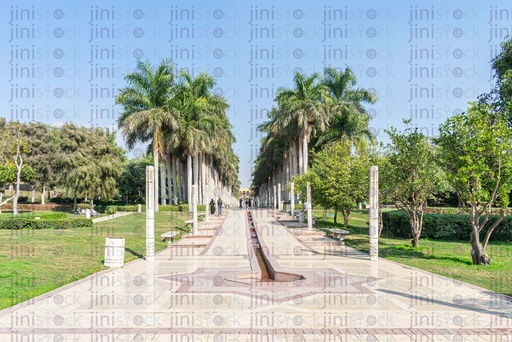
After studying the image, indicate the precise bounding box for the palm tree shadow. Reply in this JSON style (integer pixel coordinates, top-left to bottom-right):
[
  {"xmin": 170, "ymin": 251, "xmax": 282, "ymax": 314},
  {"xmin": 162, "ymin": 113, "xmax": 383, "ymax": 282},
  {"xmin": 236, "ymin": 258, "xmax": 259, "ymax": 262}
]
[{"xmin": 125, "ymin": 248, "xmax": 143, "ymax": 259}]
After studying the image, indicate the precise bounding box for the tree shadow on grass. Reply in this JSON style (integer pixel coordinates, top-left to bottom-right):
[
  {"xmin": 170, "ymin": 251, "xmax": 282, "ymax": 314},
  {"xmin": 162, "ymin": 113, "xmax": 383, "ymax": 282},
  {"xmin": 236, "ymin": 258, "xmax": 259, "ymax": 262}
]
[
  {"xmin": 124, "ymin": 248, "xmax": 143, "ymax": 259},
  {"xmin": 378, "ymin": 245, "xmax": 473, "ymax": 265}
]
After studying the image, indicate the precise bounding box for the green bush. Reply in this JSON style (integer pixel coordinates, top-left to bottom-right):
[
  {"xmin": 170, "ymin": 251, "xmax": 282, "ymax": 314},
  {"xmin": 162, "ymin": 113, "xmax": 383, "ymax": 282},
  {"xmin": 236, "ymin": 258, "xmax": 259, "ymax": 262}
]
[
  {"xmin": 382, "ymin": 210, "xmax": 512, "ymax": 242},
  {"xmin": 105, "ymin": 206, "xmax": 117, "ymax": 215},
  {"xmin": 117, "ymin": 205, "xmax": 142, "ymax": 212},
  {"xmin": 0, "ymin": 217, "xmax": 92, "ymax": 230}
]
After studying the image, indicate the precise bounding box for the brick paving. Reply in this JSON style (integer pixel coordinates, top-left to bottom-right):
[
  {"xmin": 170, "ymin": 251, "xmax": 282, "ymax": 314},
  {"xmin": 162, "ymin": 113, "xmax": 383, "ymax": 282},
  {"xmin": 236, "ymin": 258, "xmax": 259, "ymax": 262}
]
[{"xmin": 0, "ymin": 208, "xmax": 511, "ymax": 341}]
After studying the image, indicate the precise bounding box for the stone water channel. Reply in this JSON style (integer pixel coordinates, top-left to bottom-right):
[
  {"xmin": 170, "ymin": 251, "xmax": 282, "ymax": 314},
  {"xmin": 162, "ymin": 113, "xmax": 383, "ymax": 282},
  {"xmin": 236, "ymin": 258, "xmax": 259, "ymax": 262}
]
[{"xmin": 246, "ymin": 210, "xmax": 305, "ymax": 282}]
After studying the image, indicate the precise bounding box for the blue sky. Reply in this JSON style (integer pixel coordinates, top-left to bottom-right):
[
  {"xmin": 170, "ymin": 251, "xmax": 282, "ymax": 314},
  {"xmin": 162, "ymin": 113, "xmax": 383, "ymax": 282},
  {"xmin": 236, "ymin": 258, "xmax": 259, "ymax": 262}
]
[{"xmin": 1, "ymin": 0, "xmax": 508, "ymax": 187}]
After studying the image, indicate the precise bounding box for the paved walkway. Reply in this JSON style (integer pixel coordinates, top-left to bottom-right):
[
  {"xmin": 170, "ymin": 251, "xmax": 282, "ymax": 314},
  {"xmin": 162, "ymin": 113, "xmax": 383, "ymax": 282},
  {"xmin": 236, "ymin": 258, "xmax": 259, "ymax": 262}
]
[{"xmin": 1, "ymin": 208, "xmax": 511, "ymax": 341}]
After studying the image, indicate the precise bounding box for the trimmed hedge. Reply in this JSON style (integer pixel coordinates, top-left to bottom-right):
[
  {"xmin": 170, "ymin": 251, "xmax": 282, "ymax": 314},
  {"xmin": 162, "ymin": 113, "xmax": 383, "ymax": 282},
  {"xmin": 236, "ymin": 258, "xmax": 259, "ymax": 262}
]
[
  {"xmin": 1, "ymin": 203, "xmax": 72, "ymax": 211},
  {"xmin": 382, "ymin": 210, "xmax": 512, "ymax": 242},
  {"xmin": 116, "ymin": 204, "xmax": 207, "ymax": 212},
  {"xmin": 0, "ymin": 217, "xmax": 92, "ymax": 230}
]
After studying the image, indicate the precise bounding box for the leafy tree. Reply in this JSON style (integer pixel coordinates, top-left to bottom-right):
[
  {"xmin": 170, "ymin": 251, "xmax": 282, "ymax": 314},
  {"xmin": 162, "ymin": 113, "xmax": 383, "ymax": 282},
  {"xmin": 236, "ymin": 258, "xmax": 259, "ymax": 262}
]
[
  {"xmin": 480, "ymin": 37, "xmax": 512, "ymax": 124},
  {"xmin": 0, "ymin": 122, "xmax": 34, "ymax": 215},
  {"xmin": 0, "ymin": 162, "xmax": 35, "ymax": 211},
  {"xmin": 381, "ymin": 122, "xmax": 448, "ymax": 248},
  {"xmin": 58, "ymin": 124, "xmax": 125, "ymax": 210},
  {"xmin": 23, "ymin": 123, "xmax": 60, "ymax": 205},
  {"xmin": 294, "ymin": 139, "xmax": 370, "ymax": 228},
  {"xmin": 436, "ymin": 102, "xmax": 512, "ymax": 265},
  {"xmin": 118, "ymin": 156, "xmax": 153, "ymax": 204}
]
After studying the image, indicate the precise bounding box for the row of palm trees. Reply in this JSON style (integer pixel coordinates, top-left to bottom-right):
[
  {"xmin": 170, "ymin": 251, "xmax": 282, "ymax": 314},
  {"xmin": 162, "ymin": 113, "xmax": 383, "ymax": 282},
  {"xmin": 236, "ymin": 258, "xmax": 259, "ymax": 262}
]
[
  {"xmin": 116, "ymin": 59, "xmax": 239, "ymax": 212},
  {"xmin": 251, "ymin": 67, "xmax": 376, "ymax": 205}
]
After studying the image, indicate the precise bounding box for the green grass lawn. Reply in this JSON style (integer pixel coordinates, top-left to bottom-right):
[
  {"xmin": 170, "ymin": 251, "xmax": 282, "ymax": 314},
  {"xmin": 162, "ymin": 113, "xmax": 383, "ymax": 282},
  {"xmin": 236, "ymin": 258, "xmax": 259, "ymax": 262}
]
[
  {"xmin": 0, "ymin": 210, "xmax": 192, "ymax": 310},
  {"xmin": 315, "ymin": 210, "xmax": 512, "ymax": 297}
]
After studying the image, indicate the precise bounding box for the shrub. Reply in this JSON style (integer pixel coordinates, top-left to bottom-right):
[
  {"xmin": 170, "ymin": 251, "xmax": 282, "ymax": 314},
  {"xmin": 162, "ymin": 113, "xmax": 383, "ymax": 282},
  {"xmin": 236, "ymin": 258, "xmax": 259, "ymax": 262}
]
[
  {"xmin": 105, "ymin": 206, "xmax": 117, "ymax": 215},
  {"xmin": 117, "ymin": 205, "xmax": 143, "ymax": 212},
  {"xmin": 382, "ymin": 210, "xmax": 512, "ymax": 242},
  {"xmin": 0, "ymin": 217, "xmax": 92, "ymax": 230}
]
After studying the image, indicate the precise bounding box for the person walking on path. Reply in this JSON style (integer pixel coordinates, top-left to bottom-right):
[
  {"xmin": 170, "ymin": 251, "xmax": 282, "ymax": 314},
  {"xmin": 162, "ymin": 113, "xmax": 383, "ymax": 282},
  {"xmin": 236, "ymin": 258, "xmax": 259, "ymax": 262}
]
[
  {"xmin": 217, "ymin": 197, "xmax": 223, "ymax": 216},
  {"xmin": 209, "ymin": 198, "xmax": 216, "ymax": 215}
]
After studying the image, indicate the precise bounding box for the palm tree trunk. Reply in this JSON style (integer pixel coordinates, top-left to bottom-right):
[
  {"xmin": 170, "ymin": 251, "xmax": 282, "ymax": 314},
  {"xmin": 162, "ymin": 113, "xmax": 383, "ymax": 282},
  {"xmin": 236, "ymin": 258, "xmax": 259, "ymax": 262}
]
[
  {"xmin": 153, "ymin": 145, "xmax": 159, "ymax": 213},
  {"xmin": 160, "ymin": 160, "xmax": 166, "ymax": 207},
  {"xmin": 303, "ymin": 133, "xmax": 308, "ymax": 174},
  {"xmin": 187, "ymin": 153, "xmax": 192, "ymax": 211},
  {"xmin": 200, "ymin": 153, "xmax": 206, "ymax": 204},
  {"xmin": 298, "ymin": 137, "xmax": 303, "ymax": 176},
  {"xmin": 167, "ymin": 153, "xmax": 172, "ymax": 205},
  {"xmin": 193, "ymin": 154, "xmax": 200, "ymax": 209},
  {"xmin": 181, "ymin": 158, "xmax": 186, "ymax": 202},
  {"xmin": 172, "ymin": 153, "xmax": 178, "ymax": 205}
]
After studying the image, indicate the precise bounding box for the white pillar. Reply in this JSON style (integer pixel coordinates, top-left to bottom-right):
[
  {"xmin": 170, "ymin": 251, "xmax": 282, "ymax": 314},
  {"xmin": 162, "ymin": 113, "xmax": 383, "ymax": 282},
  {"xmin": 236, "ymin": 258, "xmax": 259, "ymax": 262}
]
[
  {"xmin": 290, "ymin": 182, "xmax": 295, "ymax": 217},
  {"xmin": 277, "ymin": 183, "xmax": 282, "ymax": 210},
  {"xmin": 192, "ymin": 185, "xmax": 198, "ymax": 235},
  {"xmin": 146, "ymin": 166, "xmax": 155, "ymax": 261},
  {"xmin": 306, "ymin": 182, "xmax": 313, "ymax": 230},
  {"xmin": 369, "ymin": 166, "xmax": 379, "ymax": 261}
]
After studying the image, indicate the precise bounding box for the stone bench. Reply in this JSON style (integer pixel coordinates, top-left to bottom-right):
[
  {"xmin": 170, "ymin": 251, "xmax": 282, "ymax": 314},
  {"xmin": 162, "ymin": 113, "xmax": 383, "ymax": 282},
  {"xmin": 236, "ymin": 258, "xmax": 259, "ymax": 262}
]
[
  {"xmin": 161, "ymin": 231, "xmax": 179, "ymax": 243},
  {"xmin": 184, "ymin": 220, "xmax": 194, "ymax": 226},
  {"xmin": 319, "ymin": 228, "xmax": 350, "ymax": 241},
  {"xmin": 329, "ymin": 229, "xmax": 350, "ymax": 241}
]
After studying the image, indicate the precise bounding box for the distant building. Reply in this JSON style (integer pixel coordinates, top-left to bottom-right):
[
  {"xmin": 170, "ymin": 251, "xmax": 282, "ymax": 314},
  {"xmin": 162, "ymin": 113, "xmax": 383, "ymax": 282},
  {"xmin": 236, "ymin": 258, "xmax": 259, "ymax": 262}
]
[{"xmin": 239, "ymin": 187, "xmax": 252, "ymax": 198}]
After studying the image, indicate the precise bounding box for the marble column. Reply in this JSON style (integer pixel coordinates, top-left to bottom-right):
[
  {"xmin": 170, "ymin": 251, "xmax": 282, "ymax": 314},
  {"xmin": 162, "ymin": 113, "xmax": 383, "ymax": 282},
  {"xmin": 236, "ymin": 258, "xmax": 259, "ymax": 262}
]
[
  {"xmin": 146, "ymin": 166, "xmax": 155, "ymax": 261},
  {"xmin": 192, "ymin": 185, "xmax": 198, "ymax": 235},
  {"xmin": 306, "ymin": 182, "xmax": 313, "ymax": 230},
  {"xmin": 290, "ymin": 182, "xmax": 295, "ymax": 217},
  {"xmin": 369, "ymin": 166, "xmax": 379, "ymax": 261}
]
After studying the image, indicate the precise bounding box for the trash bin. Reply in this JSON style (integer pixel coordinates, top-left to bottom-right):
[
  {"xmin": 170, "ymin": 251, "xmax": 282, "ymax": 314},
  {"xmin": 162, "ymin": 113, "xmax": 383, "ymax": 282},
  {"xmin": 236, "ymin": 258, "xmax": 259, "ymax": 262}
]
[
  {"xmin": 286, "ymin": 204, "xmax": 291, "ymax": 213},
  {"xmin": 104, "ymin": 237, "xmax": 125, "ymax": 268},
  {"xmin": 298, "ymin": 212, "xmax": 305, "ymax": 223}
]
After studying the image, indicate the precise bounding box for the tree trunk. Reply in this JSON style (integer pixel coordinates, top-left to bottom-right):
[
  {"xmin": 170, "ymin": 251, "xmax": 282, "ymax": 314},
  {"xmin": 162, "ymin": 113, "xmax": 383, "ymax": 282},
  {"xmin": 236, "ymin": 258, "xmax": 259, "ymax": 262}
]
[
  {"xmin": 193, "ymin": 154, "xmax": 199, "ymax": 201},
  {"xmin": 172, "ymin": 153, "xmax": 178, "ymax": 205},
  {"xmin": 333, "ymin": 209, "xmax": 337, "ymax": 224},
  {"xmin": 13, "ymin": 165, "xmax": 22, "ymax": 216},
  {"xmin": 160, "ymin": 160, "xmax": 166, "ymax": 207},
  {"xmin": 298, "ymin": 138, "xmax": 303, "ymax": 176},
  {"xmin": 41, "ymin": 185, "xmax": 46, "ymax": 205},
  {"xmin": 153, "ymin": 145, "xmax": 159, "ymax": 213},
  {"xmin": 469, "ymin": 213, "xmax": 491, "ymax": 265},
  {"xmin": 342, "ymin": 209, "xmax": 350, "ymax": 229},
  {"xmin": 408, "ymin": 208, "xmax": 423, "ymax": 248},
  {"xmin": 181, "ymin": 159, "xmax": 187, "ymax": 203},
  {"xmin": 187, "ymin": 154, "xmax": 192, "ymax": 211},
  {"xmin": 323, "ymin": 208, "xmax": 327, "ymax": 220},
  {"xmin": 200, "ymin": 153, "xmax": 206, "ymax": 205},
  {"xmin": 167, "ymin": 153, "xmax": 173, "ymax": 205},
  {"xmin": 303, "ymin": 133, "xmax": 309, "ymax": 174}
]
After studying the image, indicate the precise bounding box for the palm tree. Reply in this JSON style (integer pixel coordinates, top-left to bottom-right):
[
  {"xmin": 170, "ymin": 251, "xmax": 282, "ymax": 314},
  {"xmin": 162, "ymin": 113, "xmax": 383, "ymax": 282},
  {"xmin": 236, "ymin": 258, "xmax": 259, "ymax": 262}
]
[
  {"xmin": 171, "ymin": 71, "xmax": 229, "ymax": 207},
  {"xmin": 116, "ymin": 59, "xmax": 178, "ymax": 212},
  {"xmin": 274, "ymin": 72, "xmax": 331, "ymax": 175},
  {"xmin": 317, "ymin": 67, "xmax": 377, "ymax": 147}
]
